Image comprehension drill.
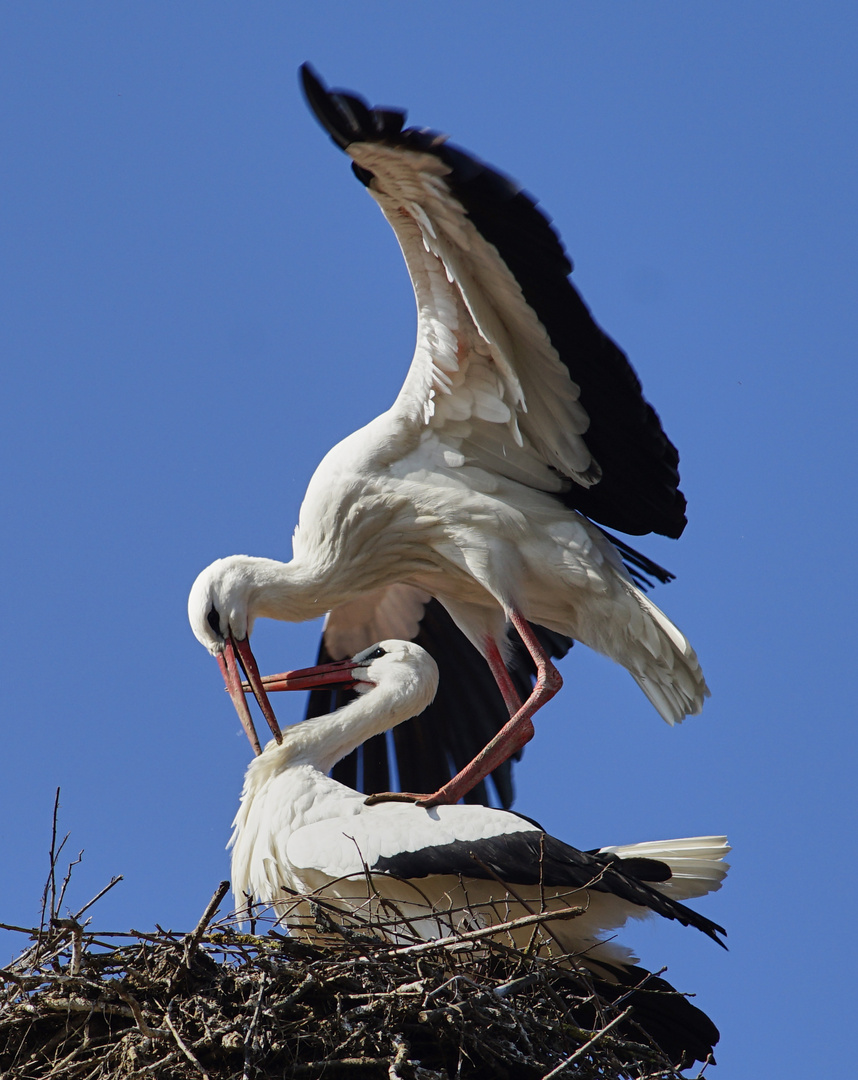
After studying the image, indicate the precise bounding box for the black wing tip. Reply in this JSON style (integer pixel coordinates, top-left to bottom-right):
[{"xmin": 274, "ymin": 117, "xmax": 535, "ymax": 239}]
[
  {"xmin": 300, "ymin": 63, "xmax": 406, "ymax": 153},
  {"xmin": 300, "ymin": 65, "xmax": 689, "ymax": 542},
  {"xmin": 601, "ymin": 532, "xmax": 677, "ymax": 590},
  {"xmin": 591, "ymin": 961, "xmax": 720, "ymax": 1068},
  {"xmin": 299, "ymin": 63, "xmax": 366, "ymax": 150}
]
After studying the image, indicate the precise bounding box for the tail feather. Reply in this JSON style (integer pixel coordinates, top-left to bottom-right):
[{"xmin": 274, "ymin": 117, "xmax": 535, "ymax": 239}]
[
  {"xmin": 599, "ymin": 836, "xmax": 730, "ymax": 902},
  {"xmin": 628, "ymin": 590, "xmax": 709, "ymax": 724}
]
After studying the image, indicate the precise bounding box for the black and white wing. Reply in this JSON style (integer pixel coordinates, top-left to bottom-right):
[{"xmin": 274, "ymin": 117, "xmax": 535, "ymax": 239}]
[
  {"xmin": 301, "ymin": 63, "xmax": 686, "ymax": 539},
  {"xmin": 287, "ymin": 802, "xmax": 726, "ymax": 947}
]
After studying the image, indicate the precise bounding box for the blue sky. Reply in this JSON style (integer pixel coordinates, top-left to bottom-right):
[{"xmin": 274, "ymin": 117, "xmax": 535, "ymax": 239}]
[{"xmin": 1, "ymin": 4, "xmax": 856, "ymax": 1074}]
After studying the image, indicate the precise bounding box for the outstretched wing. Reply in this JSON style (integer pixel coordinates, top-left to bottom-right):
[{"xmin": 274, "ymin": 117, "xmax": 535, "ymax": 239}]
[{"xmin": 301, "ymin": 63, "xmax": 686, "ymax": 540}]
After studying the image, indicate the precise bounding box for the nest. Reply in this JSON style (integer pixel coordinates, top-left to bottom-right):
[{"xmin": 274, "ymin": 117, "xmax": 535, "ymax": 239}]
[
  {"xmin": 1, "ymin": 878, "xmax": 715, "ymax": 1080},
  {"xmin": 2, "ymin": 799, "xmax": 715, "ymax": 1079}
]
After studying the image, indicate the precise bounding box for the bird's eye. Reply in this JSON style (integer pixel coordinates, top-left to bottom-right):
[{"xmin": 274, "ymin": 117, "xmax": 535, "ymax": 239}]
[
  {"xmin": 207, "ymin": 605, "xmax": 223, "ymax": 639},
  {"xmin": 363, "ymin": 646, "xmax": 386, "ymax": 661}
]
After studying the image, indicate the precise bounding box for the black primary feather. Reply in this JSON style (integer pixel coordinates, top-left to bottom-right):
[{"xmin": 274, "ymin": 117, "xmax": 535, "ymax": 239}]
[{"xmin": 583, "ymin": 959, "xmax": 720, "ymax": 1067}]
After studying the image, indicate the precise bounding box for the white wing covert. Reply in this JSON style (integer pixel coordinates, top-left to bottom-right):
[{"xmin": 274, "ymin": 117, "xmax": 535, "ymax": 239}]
[
  {"xmin": 351, "ymin": 140, "xmax": 598, "ymax": 494},
  {"xmin": 286, "ymin": 802, "xmax": 532, "ymax": 881}
]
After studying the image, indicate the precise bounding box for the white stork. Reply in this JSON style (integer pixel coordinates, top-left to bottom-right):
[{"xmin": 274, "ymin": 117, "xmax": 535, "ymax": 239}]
[
  {"xmin": 189, "ymin": 65, "xmax": 708, "ymax": 804},
  {"xmin": 229, "ymin": 640, "xmax": 728, "ymax": 1069}
]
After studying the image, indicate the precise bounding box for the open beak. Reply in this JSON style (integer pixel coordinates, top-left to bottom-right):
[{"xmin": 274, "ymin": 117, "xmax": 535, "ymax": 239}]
[
  {"xmin": 217, "ymin": 635, "xmax": 283, "ymax": 756},
  {"xmin": 241, "ymin": 656, "xmax": 363, "ymax": 694}
]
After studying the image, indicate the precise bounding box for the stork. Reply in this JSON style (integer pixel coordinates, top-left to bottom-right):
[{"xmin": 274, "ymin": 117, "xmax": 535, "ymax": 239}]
[
  {"xmin": 229, "ymin": 640, "xmax": 728, "ymax": 1068},
  {"xmin": 189, "ymin": 65, "xmax": 708, "ymax": 806}
]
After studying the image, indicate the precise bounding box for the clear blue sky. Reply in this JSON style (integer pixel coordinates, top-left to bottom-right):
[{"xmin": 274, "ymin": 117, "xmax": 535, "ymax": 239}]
[{"xmin": 1, "ymin": 4, "xmax": 855, "ymax": 1074}]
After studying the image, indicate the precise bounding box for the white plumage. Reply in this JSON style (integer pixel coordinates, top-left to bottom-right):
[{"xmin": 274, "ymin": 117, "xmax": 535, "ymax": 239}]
[
  {"xmin": 228, "ymin": 639, "xmax": 728, "ymax": 1067},
  {"xmin": 189, "ymin": 66, "xmax": 708, "ymax": 805}
]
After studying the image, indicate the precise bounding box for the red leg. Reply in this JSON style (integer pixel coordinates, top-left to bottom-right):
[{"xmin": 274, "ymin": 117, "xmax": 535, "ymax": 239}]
[
  {"xmin": 483, "ymin": 637, "xmax": 523, "ymax": 717},
  {"xmin": 366, "ymin": 611, "xmax": 563, "ymax": 808},
  {"xmin": 507, "ymin": 610, "xmax": 564, "ymax": 706}
]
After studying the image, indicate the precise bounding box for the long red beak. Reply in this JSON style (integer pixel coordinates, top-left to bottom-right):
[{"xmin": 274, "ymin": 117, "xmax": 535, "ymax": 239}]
[
  {"xmin": 242, "ymin": 656, "xmax": 363, "ymax": 694},
  {"xmin": 217, "ymin": 635, "xmax": 283, "ymax": 756}
]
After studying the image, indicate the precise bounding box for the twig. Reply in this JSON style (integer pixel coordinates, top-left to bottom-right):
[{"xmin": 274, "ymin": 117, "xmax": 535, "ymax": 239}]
[
  {"xmin": 38, "ymin": 788, "xmax": 68, "ymax": 946},
  {"xmin": 278, "ymin": 971, "xmax": 317, "ymax": 1009},
  {"xmin": 541, "ymin": 1004, "xmax": 635, "ymax": 1078},
  {"xmin": 51, "ymin": 919, "xmax": 84, "ymax": 975},
  {"xmin": 494, "ymin": 971, "xmax": 541, "ymax": 997},
  {"xmin": 115, "ymin": 987, "xmax": 167, "ymax": 1039},
  {"xmin": 165, "ymin": 1001, "xmax": 211, "ymax": 1080},
  {"xmin": 184, "ymin": 881, "xmax": 230, "ymax": 967},
  {"xmin": 56, "ymin": 849, "xmax": 84, "ymax": 915},
  {"xmin": 71, "ymin": 875, "xmax": 124, "ymax": 922},
  {"xmin": 388, "ymin": 1034, "xmax": 410, "ymax": 1079},
  {"xmin": 0, "ymin": 921, "xmax": 41, "ymax": 934},
  {"xmin": 242, "ymin": 974, "xmax": 267, "ymax": 1080},
  {"xmin": 389, "ymin": 903, "xmax": 586, "ymax": 956}
]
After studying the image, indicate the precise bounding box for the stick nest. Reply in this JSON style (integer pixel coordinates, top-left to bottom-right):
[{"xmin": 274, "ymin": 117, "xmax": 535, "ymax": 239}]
[{"xmin": 1, "ymin": 879, "xmax": 711, "ymax": 1080}]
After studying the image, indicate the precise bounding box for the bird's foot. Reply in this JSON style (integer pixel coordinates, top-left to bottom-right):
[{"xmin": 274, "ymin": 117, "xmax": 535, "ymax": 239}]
[{"xmin": 363, "ymin": 791, "xmax": 427, "ymax": 806}]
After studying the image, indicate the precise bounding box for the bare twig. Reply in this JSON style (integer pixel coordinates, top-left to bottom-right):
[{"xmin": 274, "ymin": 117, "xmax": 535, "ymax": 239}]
[
  {"xmin": 183, "ymin": 881, "xmax": 230, "ymax": 967},
  {"xmin": 51, "ymin": 919, "xmax": 84, "ymax": 975},
  {"xmin": 389, "ymin": 903, "xmax": 586, "ymax": 956},
  {"xmin": 165, "ymin": 1001, "xmax": 212, "ymax": 1080},
  {"xmin": 38, "ymin": 788, "xmax": 68, "ymax": 944},
  {"xmin": 115, "ymin": 987, "xmax": 168, "ymax": 1039},
  {"xmin": 541, "ymin": 1005, "xmax": 635, "ymax": 1078},
  {"xmin": 242, "ymin": 975, "xmax": 267, "ymax": 1080},
  {"xmin": 71, "ymin": 875, "xmax": 123, "ymax": 922},
  {"xmin": 56, "ymin": 849, "xmax": 84, "ymax": 915}
]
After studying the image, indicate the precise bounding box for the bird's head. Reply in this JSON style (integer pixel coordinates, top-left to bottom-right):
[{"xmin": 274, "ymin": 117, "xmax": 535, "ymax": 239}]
[
  {"xmin": 258, "ymin": 640, "xmax": 440, "ymax": 729},
  {"xmin": 188, "ymin": 556, "xmax": 283, "ymax": 756},
  {"xmin": 188, "ymin": 556, "xmax": 265, "ymax": 654},
  {"xmin": 349, "ymin": 640, "xmax": 440, "ymax": 716}
]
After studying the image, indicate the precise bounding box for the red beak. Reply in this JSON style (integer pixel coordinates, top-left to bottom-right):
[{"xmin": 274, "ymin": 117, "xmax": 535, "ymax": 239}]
[
  {"xmin": 242, "ymin": 656, "xmax": 363, "ymax": 694},
  {"xmin": 217, "ymin": 635, "xmax": 283, "ymax": 756}
]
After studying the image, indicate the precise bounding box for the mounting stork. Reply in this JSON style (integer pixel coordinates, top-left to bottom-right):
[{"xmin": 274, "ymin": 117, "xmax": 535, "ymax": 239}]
[
  {"xmin": 230, "ymin": 640, "xmax": 728, "ymax": 1068},
  {"xmin": 189, "ymin": 65, "xmax": 707, "ymax": 806}
]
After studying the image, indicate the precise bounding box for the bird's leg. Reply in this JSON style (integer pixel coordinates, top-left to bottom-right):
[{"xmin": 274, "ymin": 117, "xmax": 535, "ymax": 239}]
[
  {"xmin": 367, "ymin": 612, "xmax": 563, "ymax": 808},
  {"xmin": 507, "ymin": 609, "xmax": 565, "ymax": 710},
  {"xmin": 218, "ymin": 636, "xmax": 283, "ymax": 756},
  {"xmin": 483, "ymin": 637, "xmax": 524, "ymax": 717}
]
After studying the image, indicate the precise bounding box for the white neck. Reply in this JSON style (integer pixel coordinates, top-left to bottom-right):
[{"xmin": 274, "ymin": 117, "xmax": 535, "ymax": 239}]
[
  {"xmin": 242, "ymin": 556, "xmax": 354, "ymax": 625},
  {"xmin": 253, "ymin": 658, "xmax": 438, "ymax": 779}
]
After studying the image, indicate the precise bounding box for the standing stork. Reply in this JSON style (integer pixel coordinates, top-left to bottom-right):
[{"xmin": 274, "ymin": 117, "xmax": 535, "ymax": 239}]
[
  {"xmin": 230, "ymin": 640, "xmax": 728, "ymax": 1068},
  {"xmin": 188, "ymin": 65, "xmax": 708, "ymax": 806}
]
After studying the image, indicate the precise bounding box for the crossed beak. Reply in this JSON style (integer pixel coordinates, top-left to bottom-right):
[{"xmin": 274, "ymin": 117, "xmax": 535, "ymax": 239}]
[
  {"xmin": 219, "ymin": 642, "xmax": 362, "ymax": 756},
  {"xmin": 217, "ymin": 636, "xmax": 283, "ymax": 756}
]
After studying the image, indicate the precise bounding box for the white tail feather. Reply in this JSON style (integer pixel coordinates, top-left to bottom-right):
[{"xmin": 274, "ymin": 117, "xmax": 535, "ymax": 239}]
[
  {"xmin": 628, "ymin": 591, "xmax": 710, "ymax": 724},
  {"xmin": 599, "ymin": 836, "xmax": 730, "ymax": 902}
]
